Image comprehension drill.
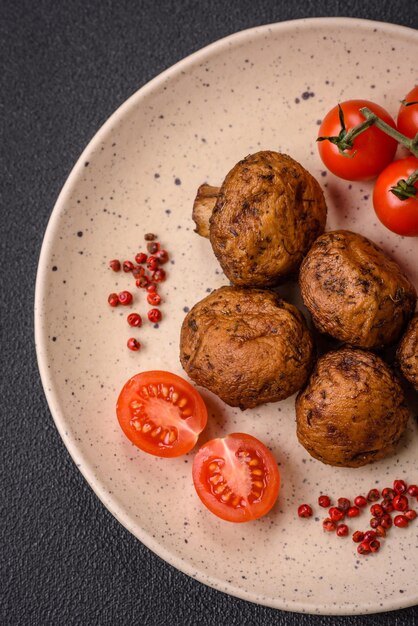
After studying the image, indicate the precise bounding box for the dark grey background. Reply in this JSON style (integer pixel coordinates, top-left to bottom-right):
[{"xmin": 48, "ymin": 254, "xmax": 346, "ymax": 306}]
[{"xmin": 2, "ymin": 1, "xmax": 418, "ymax": 624}]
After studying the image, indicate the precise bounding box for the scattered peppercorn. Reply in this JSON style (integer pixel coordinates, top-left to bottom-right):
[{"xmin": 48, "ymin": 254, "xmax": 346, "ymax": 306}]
[
  {"xmin": 148, "ymin": 308, "xmax": 162, "ymax": 323},
  {"xmin": 367, "ymin": 489, "xmax": 380, "ymax": 502},
  {"xmin": 127, "ymin": 338, "xmax": 141, "ymax": 351},
  {"xmin": 109, "ymin": 259, "xmax": 121, "ymax": 272},
  {"xmin": 135, "ymin": 252, "xmax": 147, "ymax": 264},
  {"xmin": 318, "ymin": 495, "xmax": 331, "ymax": 508},
  {"xmin": 354, "ymin": 495, "xmax": 368, "ymax": 508},
  {"xmin": 108, "ymin": 293, "xmax": 119, "ymax": 307},
  {"xmin": 118, "ymin": 291, "xmax": 133, "ymax": 305},
  {"xmin": 127, "ymin": 313, "xmax": 142, "ymax": 327},
  {"xmin": 336, "ymin": 523, "xmax": 349, "ymax": 537},
  {"xmin": 394, "ymin": 515, "xmax": 409, "ymax": 528},
  {"xmin": 298, "ymin": 504, "xmax": 313, "ymax": 518},
  {"xmin": 393, "ymin": 480, "xmax": 407, "ymax": 495}
]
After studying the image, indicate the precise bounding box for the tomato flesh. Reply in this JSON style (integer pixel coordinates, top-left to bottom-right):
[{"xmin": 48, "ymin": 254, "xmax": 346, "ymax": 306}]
[
  {"xmin": 192, "ymin": 433, "xmax": 280, "ymax": 522},
  {"xmin": 318, "ymin": 100, "xmax": 398, "ymax": 181},
  {"xmin": 373, "ymin": 157, "xmax": 418, "ymax": 237},
  {"xmin": 397, "ymin": 86, "xmax": 418, "ymax": 140},
  {"xmin": 116, "ymin": 371, "xmax": 208, "ymax": 457}
]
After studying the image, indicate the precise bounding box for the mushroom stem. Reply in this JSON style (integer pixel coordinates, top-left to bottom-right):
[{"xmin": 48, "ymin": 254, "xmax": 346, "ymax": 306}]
[{"xmin": 192, "ymin": 184, "xmax": 220, "ymax": 238}]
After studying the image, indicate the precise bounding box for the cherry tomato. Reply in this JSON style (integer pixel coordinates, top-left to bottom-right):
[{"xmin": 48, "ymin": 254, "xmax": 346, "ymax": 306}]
[
  {"xmin": 317, "ymin": 100, "xmax": 398, "ymax": 181},
  {"xmin": 116, "ymin": 371, "xmax": 208, "ymax": 457},
  {"xmin": 373, "ymin": 157, "xmax": 418, "ymax": 236},
  {"xmin": 397, "ymin": 86, "xmax": 418, "ymax": 140},
  {"xmin": 192, "ymin": 433, "xmax": 280, "ymax": 522}
]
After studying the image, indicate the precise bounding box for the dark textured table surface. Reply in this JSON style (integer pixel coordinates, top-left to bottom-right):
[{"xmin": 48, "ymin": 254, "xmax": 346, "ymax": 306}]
[{"xmin": 2, "ymin": 1, "xmax": 418, "ymax": 624}]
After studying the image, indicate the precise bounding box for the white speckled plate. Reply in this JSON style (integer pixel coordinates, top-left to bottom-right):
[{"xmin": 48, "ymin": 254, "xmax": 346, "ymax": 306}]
[{"xmin": 35, "ymin": 18, "xmax": 418, "ymax": 615}]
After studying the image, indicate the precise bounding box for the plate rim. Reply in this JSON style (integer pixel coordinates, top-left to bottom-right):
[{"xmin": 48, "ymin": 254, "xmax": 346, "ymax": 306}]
[{"xmin": 34, "ymin": 16, "xmax": 418, "ymax": 616}]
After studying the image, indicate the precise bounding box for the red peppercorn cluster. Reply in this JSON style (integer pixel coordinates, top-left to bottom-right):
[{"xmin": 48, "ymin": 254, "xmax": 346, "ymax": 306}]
[
  {"xmin": 298, "ymin": 479, "xmax": 418, "ymax": 556},
  {"xmin": 107, "ymin": 233, "xmax": 169, "ymax": 350}
]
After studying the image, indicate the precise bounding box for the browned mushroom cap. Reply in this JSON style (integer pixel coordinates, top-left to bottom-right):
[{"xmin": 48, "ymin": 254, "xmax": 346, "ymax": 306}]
[
  {"xmin": 180, "ymin": 285, "xmax": 314, "ymax": 409},
  {"xmin": 299, "ymin": 230, "xmax": 417, "ymax": 349},
  {"xmin": 192, "ymin": 151, "xmax": 327, "ymax": 286},
  {"xmin": 397, "ymin": 313, "xmax": 418, "ymax": 391},
  {"xmin": 296, "ymin": 348, "xmax": 409, "ymax": 468}
]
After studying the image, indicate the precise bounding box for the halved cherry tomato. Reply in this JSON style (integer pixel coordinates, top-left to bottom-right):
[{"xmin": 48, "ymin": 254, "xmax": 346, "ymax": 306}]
[
  {"xmin": 317, "ymin": 100, "xmax": 398, "ymax": 181},
  {"xmin": 373, "ymin": 157, "xmax": 418, "ymax": 237},
  {"xmin": 397, "ymin": 86, "xmax": 418, "ymax": 140},
  {"xmin": 116, "ymin": 371, "xmax": 207, "ymax": 457},
  {"xmin": 192, "ymin": 433, "xmax": 280, "ymax": 522}
]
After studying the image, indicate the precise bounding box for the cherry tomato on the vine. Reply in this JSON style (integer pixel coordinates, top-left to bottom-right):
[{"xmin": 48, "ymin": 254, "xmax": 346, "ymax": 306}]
[
  {"xmin": 116, "ymin": 371, "xmax": 208, "ymax": 457},
  {"xmin": 397, "ymin": 86, "xmax": 418, "ymax": 141},
  {"xmin": 317, "ymin": 100, "xmax": 398, "ymax": 181},
  {"xmin": 373, "ymin": 157, "xmax": 418, "ymax": 237},
  {"xmin": 192, "ymin": 433, "xmax": 280, "ymax": 522}
]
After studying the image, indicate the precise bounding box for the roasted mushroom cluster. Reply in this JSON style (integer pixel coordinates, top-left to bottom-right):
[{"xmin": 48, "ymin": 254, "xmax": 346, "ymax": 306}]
[
  {"xmin": 180, "ymin": 286, "xmax": 314, "ymax": 409},
  {"xmin": 181, "ymin": 150, "xmax": 417, "ymax": 469}
]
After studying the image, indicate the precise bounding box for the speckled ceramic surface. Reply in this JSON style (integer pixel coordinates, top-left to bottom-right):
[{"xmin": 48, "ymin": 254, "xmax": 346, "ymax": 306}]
[{"xmin": 35, "ymin": 18, "xmax": 418, "ymax": 615}]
